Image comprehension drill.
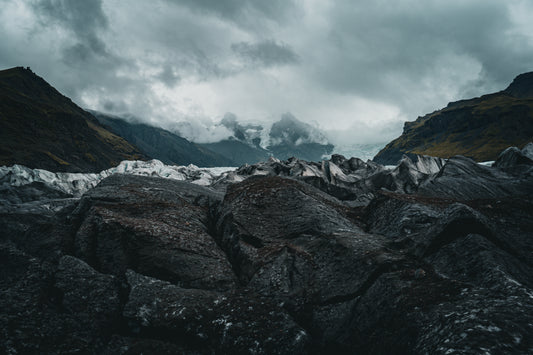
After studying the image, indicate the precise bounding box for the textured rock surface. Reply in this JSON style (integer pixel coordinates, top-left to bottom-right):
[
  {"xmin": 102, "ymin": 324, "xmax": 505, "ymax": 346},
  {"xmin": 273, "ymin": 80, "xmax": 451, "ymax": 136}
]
[{"xmin": 1, "ymin": 144, "xmax": 532, "ymax": 354}]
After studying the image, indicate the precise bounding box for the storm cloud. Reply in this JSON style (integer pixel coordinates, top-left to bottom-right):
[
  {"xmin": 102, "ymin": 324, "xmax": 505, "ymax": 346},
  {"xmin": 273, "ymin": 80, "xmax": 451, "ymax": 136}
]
[
  {"xmin": 1, "ymin": 0, "xmax": 532, "ymax": 147},
  {"xmin": 232, "ymin": 40, "xmax": 299, "ymax": 67}
]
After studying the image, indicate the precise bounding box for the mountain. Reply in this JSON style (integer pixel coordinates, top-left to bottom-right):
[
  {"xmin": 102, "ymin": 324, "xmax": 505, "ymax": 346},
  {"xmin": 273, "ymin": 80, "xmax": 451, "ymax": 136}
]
[
  {"xmin": 267, "ymin": 113, "xmax": 334, "ymax": 161},
  {"xmin": 196, "ymin": 112, "xmax": 334, "ymax": 164},
  {"xmin": 91, "ymin": 111, "xmax": 235, "ymax": 167},
  {"xmin": 1, "ymin": 143, "xmax": 532, "ymax": 353},
  {"xmin": 199, "ymin": 139, "xmax": 270, "ymax": 166},
  {"xmin": 374, "ymin": 72, "xmax": 533, "ymax": 165},
  {"xmin": 93, "ymin": 110, "xmax": 332, "ymax": 167},
  {"xmin": 0, "ymin": 67, "xmax": 145, "ymax": 172}
]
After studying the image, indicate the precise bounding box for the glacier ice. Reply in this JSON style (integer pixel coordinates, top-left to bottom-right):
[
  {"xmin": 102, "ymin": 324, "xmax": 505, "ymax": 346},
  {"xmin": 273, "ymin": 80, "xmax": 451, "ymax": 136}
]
[{"xmin": 0, "ymin": 160, "xmax": 236, "ymax": 198}]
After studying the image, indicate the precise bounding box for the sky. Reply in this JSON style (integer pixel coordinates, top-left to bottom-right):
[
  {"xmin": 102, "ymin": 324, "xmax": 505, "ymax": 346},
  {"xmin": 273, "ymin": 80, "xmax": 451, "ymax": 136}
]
[{"xmin": 1, "ymin": 0, "xmax": 533, "ymax": 147}]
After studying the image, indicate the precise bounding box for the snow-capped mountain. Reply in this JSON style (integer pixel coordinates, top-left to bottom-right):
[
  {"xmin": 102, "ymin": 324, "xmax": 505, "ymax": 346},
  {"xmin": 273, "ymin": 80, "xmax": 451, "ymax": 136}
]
[{"xmin": 188, "ymin": 113, "xmax": 334, "ymax": 165}]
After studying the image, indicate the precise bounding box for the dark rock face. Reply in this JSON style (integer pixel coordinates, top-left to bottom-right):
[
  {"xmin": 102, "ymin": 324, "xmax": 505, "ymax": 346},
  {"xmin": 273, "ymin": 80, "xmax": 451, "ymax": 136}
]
[
  {"xmin": 418, "ymin": 155, "xmax": 533, "ymax": 200},
  {"xmin": 70, "ymin": 174, "xmax": 236, "ymax": 291},
  {"xmin": 1, "ymin": 145, "xmax": 533, "ymax": 354},
  {"xmin": 494, "ymin": 142, "xmax": 533, "ymax": 170}
]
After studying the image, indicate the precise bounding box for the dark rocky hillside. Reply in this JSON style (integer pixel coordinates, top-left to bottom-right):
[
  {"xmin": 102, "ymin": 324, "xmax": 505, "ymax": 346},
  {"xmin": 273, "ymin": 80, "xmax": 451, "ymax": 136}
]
[
  {"xmin": 374, "ymin": 72, "xmax": 533, "ymax": 165},
  {"xmin": 0, "ymin": 67, "xmax": 145, "ymax": 172},
  {"xmin": 92, "ymin": 111, "xmax": 235, "ymax": 167},
  {"xmin": 1, "ymin": 143, "xmax": 532, "ymax": 353}
]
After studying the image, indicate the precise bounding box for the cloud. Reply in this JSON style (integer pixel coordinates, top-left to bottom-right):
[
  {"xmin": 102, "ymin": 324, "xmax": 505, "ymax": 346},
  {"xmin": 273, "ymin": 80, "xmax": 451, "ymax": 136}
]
[
  {"xmin": 31, "ymin": 0, "xmax": 110, "ymax": 58},
  {"xmin": 166, "ymin": 0, "xmax": 298, "ymax": 28},
  {"xmin": 269, "ymin": 113, "xmax": 329, "ymax": 146},
  {"xmin": 157, "ymin": 64, "xmax": 181, "ymax": 88},
  {"xmin": 299, "ymin": 0, "xmax": 532, "ymax": 115},
  {"xmin": 232, "ymin": 40, "xmax": 299, "ymax": 67},
  {"xmin": 171, "ymin": 118, "xmax": 234, "ymax": 144},
  {"xmin": 1, "ymin": 0, "xmax": 532, "ymax": 150}
]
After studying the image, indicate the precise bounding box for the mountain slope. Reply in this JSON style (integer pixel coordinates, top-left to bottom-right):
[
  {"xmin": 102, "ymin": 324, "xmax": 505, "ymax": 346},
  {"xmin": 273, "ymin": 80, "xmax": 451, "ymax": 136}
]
[
  {"xmin": 199, "ymin": 139, "xmax": 270, "ymax": 166},
  {"xmin": 374, "ymin": 72, "xmax": 533, "ymax": 164},
  {"xmin": 0, "ymin": 67, "xmax": 145, "ymax": 172},
  {"xmin": 91, "ymin": 112, "xmax": 235, "ymax": 167}
]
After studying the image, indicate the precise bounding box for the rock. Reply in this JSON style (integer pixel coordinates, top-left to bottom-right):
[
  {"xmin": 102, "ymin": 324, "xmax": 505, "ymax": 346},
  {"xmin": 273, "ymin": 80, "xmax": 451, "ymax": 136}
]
[
  {"xmin": 123, "ymin": 270, "xmax": 310, "ymax": 354},
  {"xmin": 361, "ymin": 191, "xmax": 533, "ymax": 353},
  {"xmin": 493, "ymin": 143, "xmax": 533, "ymax": 170},
  {"xmin": 71, "ymin": 174, "xmax": 237, "ymax": 291},
  {"xmin": 214, "ymin": 153, "xmax": 444, "ymax": 206},
  {"xmin": 0, "ymin": 242, "xmax": 106, "ymax": 353},
  {"xmin": 215, "ymin": 175, "xmax": 412, "ymax": 348},
  {"xmin": 1, "ymin": 144, "xmax": 532, "ymax": 354},
  {"xmin": 418, "ymin": 155, "xmax": 533, "ymax": 200},
  {"xmin": 55, "ymin": 255, "xmax": 121, "ymax": 328}
]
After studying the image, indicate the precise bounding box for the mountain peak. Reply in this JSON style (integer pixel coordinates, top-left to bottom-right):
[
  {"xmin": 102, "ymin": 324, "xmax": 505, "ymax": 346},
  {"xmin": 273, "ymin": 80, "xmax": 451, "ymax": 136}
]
[
  {"xmin": 0, "ymin": 66, "xmax": 44, "ymax": 84},
  {"xmin": 504, "ymin": 71, "xmax": 533, "ymax": 98},
  {"xmin": 0, "ymin": 66, "xmax": 34, "ymax": 75},
  {"xmin": 0, "ymin": 66, "xmax": 145, "ymax": 172}
]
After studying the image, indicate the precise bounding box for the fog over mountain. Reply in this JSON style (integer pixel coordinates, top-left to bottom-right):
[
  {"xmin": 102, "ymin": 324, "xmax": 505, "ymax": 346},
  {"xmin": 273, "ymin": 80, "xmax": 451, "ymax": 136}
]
[{"xmin": 1, "ymin": 0, "xmax": 533, "ymax": 149}]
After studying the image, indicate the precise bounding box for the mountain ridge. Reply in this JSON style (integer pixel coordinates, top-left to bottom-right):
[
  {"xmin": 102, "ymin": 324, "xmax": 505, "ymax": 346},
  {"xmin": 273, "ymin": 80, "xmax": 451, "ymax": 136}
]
[
  {"xmin": 373, "ymin": 71, "xmax": 533, "ymax": 164},
  {"xmin": 0, "ymin": 67, "xmax": 146, "ymax": 172},
  {"xmin": 91, "ymin": 111, "xmax": 235, "ymax": 167}
]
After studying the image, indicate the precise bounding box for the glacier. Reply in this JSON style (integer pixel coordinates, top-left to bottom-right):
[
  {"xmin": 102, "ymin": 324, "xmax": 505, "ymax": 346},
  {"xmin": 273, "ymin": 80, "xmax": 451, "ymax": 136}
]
[{"xmin": 0, "ymin": 159, "xmax": 236, "ymax": 198}]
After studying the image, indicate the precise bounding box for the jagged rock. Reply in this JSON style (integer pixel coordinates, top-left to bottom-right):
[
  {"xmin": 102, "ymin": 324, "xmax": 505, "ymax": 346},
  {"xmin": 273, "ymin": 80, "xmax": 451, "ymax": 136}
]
[
  {"xmin": 1, "ymin": 144, "xmax": 532, "ymax": 354},
  {"xmin": 361, "ymin": 192, "xmax": 533, "ymax": 353},
  {"xmin": 123, "ymin": 270, "xmax": 310, "ymax": 354},
  {"xmin": 70, "ymin": 174, "xmax": 236, "ymax": 291},
  {"xmin": 493, "ymin": 142, "xmax": 533, "ymax": 172},
  {"xmin": 0, "ymin": 242, "xmax": 106, "ymax": 354},
  {"xmin": 214, "ymin": 153, "xmax": 445, "ymax": 205},
  {"xmin": 418, "ymin": 155, "xmax": 533, "ymax": 199},
  {"xmin": 215, "ymin": 176, "xmax": 416, "ymax": 348}
]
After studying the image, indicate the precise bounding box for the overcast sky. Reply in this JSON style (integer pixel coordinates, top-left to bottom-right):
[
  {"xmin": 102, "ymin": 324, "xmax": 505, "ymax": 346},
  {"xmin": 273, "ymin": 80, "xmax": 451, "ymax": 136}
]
[{"xmin": 1, "ymin": 0, "xmax": 532, "ymax": 145}]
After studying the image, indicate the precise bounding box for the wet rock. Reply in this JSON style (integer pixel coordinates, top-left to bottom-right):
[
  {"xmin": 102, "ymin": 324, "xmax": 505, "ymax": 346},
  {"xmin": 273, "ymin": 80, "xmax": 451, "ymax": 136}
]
[
  {"xmin": 1, "ymin": 144, "xmax": 532, "ymax": 354},
  {"xmin": 55, "ymin": 255, "xmax": 122, "ymax": 332},
  {"xmin": 493, "ymin": 143, "xmax": 533, "ymax": 178},
  {"xmin": 123, "ymin": 270, "xmax": 309, "ymax": 354},
  {"xmin": 71, "ymin": 174, "xmax": 236, "ymax": 291},
  {"xmin": 418, "ymin": 155, "xmax": 533, "ymax": 199},
  {"xmin": 216, "ymin": 176, "xmax": 410, "ymax": 347}
]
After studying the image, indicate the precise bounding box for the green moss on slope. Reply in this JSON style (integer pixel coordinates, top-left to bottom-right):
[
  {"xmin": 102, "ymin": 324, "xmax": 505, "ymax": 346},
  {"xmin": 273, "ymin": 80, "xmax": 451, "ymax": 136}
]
[{"xmin": 374, "ymin": 75, "xmax": 533, "ymax": 164}]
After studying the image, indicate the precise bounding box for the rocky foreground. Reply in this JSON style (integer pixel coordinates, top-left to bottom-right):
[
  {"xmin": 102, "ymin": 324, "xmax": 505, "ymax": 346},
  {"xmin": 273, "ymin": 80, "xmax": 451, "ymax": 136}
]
[{"xmin": 1, "ymin": 144, "xmax": 533, "ymax": 354}]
